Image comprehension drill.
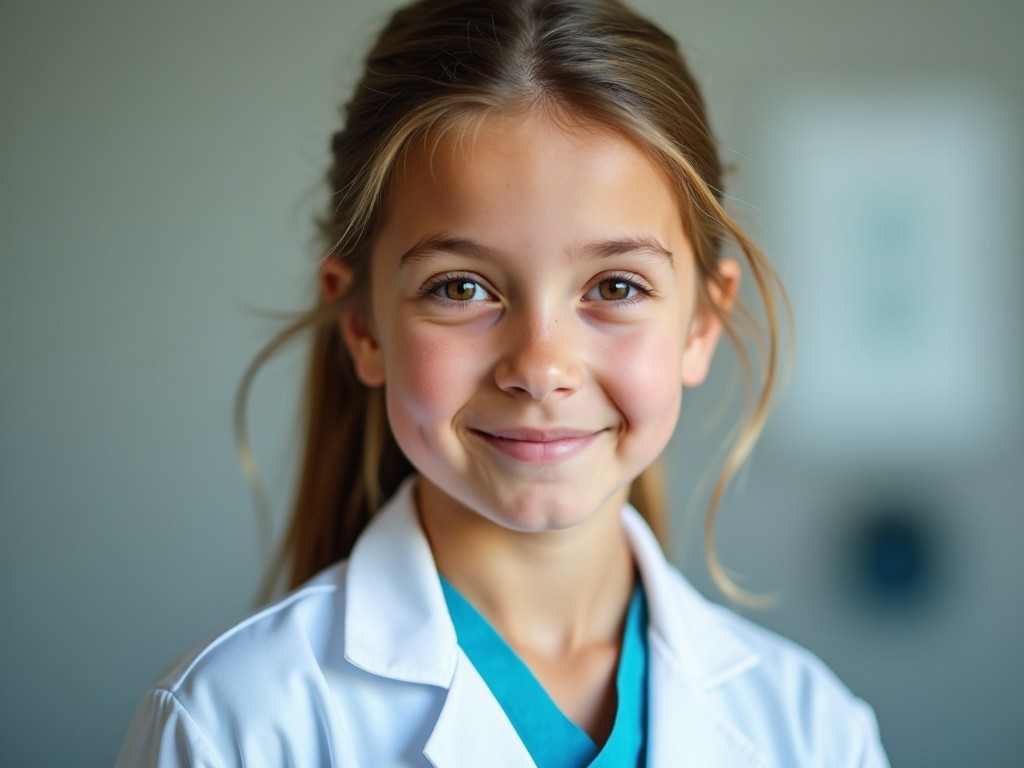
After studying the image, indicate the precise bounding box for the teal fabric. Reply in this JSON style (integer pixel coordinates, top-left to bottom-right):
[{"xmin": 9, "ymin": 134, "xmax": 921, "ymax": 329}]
[{"xmin": 439, "ymin": 576, "xmax": 649, "ymax": 768}]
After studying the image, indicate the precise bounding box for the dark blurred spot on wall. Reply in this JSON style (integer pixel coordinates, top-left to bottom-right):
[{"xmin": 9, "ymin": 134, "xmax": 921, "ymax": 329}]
[{"xmin": 843, "ymin": 493, "xmax": 944, "ymax": 613}]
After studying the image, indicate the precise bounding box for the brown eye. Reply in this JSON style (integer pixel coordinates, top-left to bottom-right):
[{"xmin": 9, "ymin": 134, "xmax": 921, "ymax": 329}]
[
  {"xmin": 445, "ymin": 280, "xmax": 478, "ymax": 301},
  {"xmin": 430, "ymin": 278, "xmax": 492, "ymax": 302},
  {"xmin": 598, "ymin": 279, "xmax": 632, "ymax": 300}
]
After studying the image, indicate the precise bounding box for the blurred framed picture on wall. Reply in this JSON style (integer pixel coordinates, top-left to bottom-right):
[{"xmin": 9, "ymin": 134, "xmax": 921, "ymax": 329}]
[{"xmin": 762, "ymin": 87, "xmax": 1016, "ymax": 461}]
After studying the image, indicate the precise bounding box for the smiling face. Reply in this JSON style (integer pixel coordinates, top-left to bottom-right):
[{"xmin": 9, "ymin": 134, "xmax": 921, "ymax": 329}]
[{"xmin": 336, "ymin": 110, "xmax": 731, "ymax": 533}]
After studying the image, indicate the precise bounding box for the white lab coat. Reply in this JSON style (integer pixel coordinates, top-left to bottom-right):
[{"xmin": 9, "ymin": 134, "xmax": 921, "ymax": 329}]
[{"xmin": 116, "ymin": 478, "xmax": 890, "ymax": 767}]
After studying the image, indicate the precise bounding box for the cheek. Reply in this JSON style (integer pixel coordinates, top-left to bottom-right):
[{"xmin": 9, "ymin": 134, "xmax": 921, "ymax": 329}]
[
  {"xmin": 601, "ymin": 324, "xmax": 685, "ymax": 443},
  {"xmin": 384, "ymin": 325, "xmax": 486, "ymax": 423}
]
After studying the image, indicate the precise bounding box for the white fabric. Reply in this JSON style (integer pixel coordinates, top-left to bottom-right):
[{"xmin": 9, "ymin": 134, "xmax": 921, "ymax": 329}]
[{"xmin": 116, "ymin": 478, "xmax": 890, "ymax": 767}]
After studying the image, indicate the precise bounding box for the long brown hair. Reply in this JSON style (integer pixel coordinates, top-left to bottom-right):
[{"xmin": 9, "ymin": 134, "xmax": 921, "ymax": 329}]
[{"xmin": 238, "ymin": 0, "xmax": 787, "ymax": 599}]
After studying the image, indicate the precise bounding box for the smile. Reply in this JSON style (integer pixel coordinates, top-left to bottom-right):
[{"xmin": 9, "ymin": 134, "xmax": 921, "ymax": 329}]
[{"xmin": 470, "ymin": 427, "xmax": 604, "ymax": 465}]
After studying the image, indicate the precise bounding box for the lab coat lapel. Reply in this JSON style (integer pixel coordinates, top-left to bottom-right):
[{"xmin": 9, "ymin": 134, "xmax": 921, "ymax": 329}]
[
  {"xmin": 346, "ymin": 479, "xmax": 535, "ymax": 766},
  {"xmin": 423, "ymin": 654, "xmax": 535, "ymax": 768},
  {"xmin": 624, "ymin": 506, "xmax": 770, "ymax": 767},
  {"xmin": 647, "ymin": 636, "xmax": 772, "ymax": 768}
]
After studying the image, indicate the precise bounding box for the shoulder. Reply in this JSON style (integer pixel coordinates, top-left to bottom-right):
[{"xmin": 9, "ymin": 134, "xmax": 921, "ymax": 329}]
[
  {"xmin": 707, "ymin": 600, "xmax": 868, "ymax": 719},
  {"xmin": 117, "ymin": 485, "xmax": 453, "ymax": 767},
  {"xmin": 622, "ymin": 507, "xmax": 888, "ymax": 766},
  {"xmin": 662, "ymin": 567, "xmax": 890, "ymax": 767},
  {"xmin": 117, "ymin": 564, "xmax": 363, "ymax": 767},
  {"xmin": 157, "ymin": 562, "xmax": 349, "ymax": 698},
  {"xmin": 713, "ymin": 605, "xmax": 889, "ymax": 766}
]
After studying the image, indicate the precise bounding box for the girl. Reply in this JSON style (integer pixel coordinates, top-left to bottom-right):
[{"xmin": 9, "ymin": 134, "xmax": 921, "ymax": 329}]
[{"xmin": 118, "ymin": 0, "xmax": 890, "ymax": 765}]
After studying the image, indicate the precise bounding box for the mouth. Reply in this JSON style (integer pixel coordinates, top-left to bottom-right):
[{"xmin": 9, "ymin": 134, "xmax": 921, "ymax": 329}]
[{"xmin": 470, "ymin": 427, "xmax": 604, "ymax": 464}]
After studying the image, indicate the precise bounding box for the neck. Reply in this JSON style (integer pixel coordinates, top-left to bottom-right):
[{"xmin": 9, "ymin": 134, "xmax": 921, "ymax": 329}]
[{"xmin": 417, "ymin": 480, "xmax": 635, "ymax": 658}]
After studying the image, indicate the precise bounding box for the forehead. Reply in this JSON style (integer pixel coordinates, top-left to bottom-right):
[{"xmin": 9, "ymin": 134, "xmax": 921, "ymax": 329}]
[
  {"xmin": 413, "ymin": 110, "xmax": 653, "ymax": 180},
  {"xmin": 376, "ymin": 110, "xmax": 685, "ymax": 254}
]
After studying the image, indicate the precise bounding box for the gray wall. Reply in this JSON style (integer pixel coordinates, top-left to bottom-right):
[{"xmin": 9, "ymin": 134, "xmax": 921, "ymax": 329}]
[{"xmin": 2, "ymin": 1, "xmax": 1021, "ymax": 765}]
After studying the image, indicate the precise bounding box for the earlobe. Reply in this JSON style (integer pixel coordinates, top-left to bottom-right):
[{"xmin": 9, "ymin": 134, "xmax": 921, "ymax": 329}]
[
  {"xmin": 681, "ymin": 258, "xmax": 740, "ymax": 387},
  {"xmin": 319, "ymin": 256, "xmax": 386, "ymax": 387}
]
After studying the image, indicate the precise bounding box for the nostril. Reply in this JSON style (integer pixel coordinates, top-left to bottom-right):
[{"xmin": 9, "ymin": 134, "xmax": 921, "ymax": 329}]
[
  {"xmin": 494, "ymin": 356, "xmax": 583, "ymax": 402},
  {"xmin": 492, "ymin": 316, "xmax": 585, "ymax": 401}
]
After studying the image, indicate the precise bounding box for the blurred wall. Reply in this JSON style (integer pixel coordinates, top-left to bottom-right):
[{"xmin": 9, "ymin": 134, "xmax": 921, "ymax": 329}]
[
  {"xmin": 1, "ymin": 1, "xmax": 1021, "ymax": 765},
  {"xmin": 654, "ymin": 3, "xmax": 1024, "ymax": 767}
]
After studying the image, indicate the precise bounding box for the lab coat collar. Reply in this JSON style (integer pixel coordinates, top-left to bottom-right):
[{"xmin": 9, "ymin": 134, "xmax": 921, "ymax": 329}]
[
  {"xmin": 623, "ymin": 506, "xmax": 770, "ymax": 766},
  {"xmin": 344, "ymin": 478, "xmax": 457, "ymax": 687},
  {"xmin": 620, "ymin": 505, "xmax": 761, "ymax": 690},
  {"xmin": 345, "ymin": 478, "xmax": 768, "ymax": 766},
  {"xmin": 345, "ymin": 479, "xmax": 537, "ymax": 766}
]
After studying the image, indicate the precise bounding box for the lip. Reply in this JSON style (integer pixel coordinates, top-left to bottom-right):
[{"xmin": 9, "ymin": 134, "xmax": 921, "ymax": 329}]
[{"xmin": 471, "ymin": 427, "xmax": 604, "ymax": 464}]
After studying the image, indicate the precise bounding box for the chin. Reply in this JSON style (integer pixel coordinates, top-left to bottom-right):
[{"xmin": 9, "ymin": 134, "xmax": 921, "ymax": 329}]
[{"xmin": 478, "ymin": 486, "xmax": 625, "ymax": 534}]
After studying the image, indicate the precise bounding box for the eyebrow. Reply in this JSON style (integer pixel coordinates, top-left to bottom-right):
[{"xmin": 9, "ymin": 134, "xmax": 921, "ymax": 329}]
[
  {"xmin": 574, "ymin": 235, "xmax": 673, "ymax": 265},
  {"xmin": 397, "ymin": 232, "xmax": 673, "ymax": 268},
  {"xmin": 398, "ymin": 235, "xmax": 500, "ymax": 268}
]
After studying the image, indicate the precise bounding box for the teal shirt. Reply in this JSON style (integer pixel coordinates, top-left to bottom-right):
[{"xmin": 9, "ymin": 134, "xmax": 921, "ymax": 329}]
[{"xmin": 440, "ymin": 577, "xmax": 649, "ymax": 768}]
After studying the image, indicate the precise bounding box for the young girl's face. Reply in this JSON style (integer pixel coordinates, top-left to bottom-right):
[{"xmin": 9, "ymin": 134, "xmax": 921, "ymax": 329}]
[{"xmin": 338, "ymin": 111, "xmax": 731, "ymax": 533}]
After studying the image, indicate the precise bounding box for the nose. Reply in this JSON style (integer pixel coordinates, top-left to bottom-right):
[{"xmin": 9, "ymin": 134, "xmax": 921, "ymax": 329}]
[{"xmin": 493, "ymin": 310, "xmax": 584, "ymax": 401}]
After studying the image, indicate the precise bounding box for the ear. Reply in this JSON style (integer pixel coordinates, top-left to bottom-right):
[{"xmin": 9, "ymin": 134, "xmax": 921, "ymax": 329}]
[
  {"xmin": 319, "ymin": 256, "xmax": 386, "ymax": 387},
  {"xmin": 681, "ymin": 257, "xmax": 740, "ymax": 387}
]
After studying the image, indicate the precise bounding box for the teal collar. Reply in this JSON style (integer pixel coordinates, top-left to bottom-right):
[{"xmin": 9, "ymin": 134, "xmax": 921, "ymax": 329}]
[{"xmin": 440, "ymin": 576, "xmax": 649, "ymax": 768}]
